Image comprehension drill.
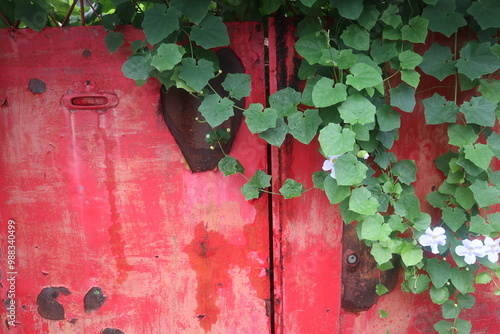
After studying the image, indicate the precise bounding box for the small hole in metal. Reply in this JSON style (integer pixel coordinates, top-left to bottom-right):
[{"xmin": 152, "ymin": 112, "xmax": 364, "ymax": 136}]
[{"xmin": 347, "ymin": 254, "xmax": 358, "ymax": 264}]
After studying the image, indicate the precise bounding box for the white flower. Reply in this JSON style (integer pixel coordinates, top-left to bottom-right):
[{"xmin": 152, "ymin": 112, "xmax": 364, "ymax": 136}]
[
  {"xmin": 418, "ymin": 227, "xmax": 447, "ymax": 254},
  {"xmin": 363, "ymin": 153, "xmax": 369, "ymax": 159},
  {"xmin": 322, "ymin": 154, "xmax": 343, "ymax": 179},
  {"xmin": 482, "ymin": 237, "xmax": 500, "ymax": 263},
  {"xmin": 455, "ymin": 239, "xmax": 486, "ymax": 265}
]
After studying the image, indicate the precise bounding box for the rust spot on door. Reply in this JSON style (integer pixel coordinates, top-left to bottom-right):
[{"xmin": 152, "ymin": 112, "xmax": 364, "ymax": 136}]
[
  {"xmin": 29, "ymin": 78, "xmax": 46, "ymax": 94},
  {"xmin": 101, "ymin": 328, "xmax": 125, "ymax": 334},
  {"xmin": 84, "ymin": 287, "xmax": 107, "ymax": 312},
  {"xmin": 341, "ymin": 224, "xmax": 399, "ymax": 312},
  {"xmin": 36, "ymin": 287, "xmax": 71, "ymax": 320}
]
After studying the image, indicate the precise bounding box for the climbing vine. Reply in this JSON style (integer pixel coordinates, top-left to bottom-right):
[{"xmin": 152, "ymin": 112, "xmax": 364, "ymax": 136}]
[{"xmin": 3, "ymin": 0, "xmax": 500, "ymax": 332}]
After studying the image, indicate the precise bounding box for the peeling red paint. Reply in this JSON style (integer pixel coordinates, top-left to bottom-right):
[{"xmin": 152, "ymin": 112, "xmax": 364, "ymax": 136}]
[{"xmin": 185, "ymin": 198, "xmax": 270, "ymax": 332}]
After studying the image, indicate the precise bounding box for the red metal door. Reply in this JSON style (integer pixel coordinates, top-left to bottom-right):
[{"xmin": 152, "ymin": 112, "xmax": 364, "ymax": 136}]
[
  {"xmin": 2, "ymin": 20, "xmax": 500, "ymax": 334},
  {"xmin": 0, "ymin": 24, "xmax": 270, "ymax": 333}
]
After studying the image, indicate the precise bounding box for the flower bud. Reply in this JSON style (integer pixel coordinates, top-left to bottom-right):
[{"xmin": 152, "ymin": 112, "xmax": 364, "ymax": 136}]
[{"xmin": 357, "ymin": 150, "xmax": 369, "ymax": 159}]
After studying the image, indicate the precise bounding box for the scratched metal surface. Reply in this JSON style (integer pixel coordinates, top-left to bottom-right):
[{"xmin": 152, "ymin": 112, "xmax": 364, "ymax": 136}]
[{"xmin": 0, "ymin": 24, "xmax": 270, "ymax": 333}]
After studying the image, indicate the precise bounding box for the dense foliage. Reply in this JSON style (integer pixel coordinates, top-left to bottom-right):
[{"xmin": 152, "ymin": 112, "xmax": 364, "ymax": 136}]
[{"xmin": 3, "ymin": 1, "xmax": 500, "ymax": 332}]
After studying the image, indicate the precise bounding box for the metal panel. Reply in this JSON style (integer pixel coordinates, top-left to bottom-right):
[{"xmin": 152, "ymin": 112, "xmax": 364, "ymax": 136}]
[
  {"xmin": 0, "ymin": 24, "xmax": 269, "ymax": 333},
  {"xmin": 268, "ymin": 17, "xmax": 343, "ymax": 334}
]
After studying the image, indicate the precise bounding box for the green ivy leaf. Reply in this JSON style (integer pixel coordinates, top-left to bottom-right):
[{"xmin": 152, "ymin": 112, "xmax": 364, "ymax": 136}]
[
  {"xmin": 470, "ymin": 180, "xmax": 500, "ymax": 208},
  {"xmin": 392, "ymin": 160, "xmax": 417, "ymax": 185},
  {"xmin": 142, "ymin": 5, "xmax": 181, "ymax": 45},
  {"xmin": 464, "ymin": 144, "xmax": 494, "ymax": 170},
  {"xmin": 401, "ymin": 16, "xmax": 429, "ymax": 43},
  {"xmin": 457, "ymin": 293, "xmax": 475, "ymax": 310},
  {"xmin": 14, "ymin": 0, "xmax": 51, "ymax": 31},
  {"xmin": 467, "ymin": 0, "xmax": 500, "ymax": 30},
  {"xmin": 387, "ymin": 214, "xmax": 405, "ymax": 232},
  {"xmin": 269, "ymin": 87, "xmax": 301, "ymax": 117},
  {"xmin": 375, "ymin": 283, "xmax": 389, "ymax": 296},
  {"xmin": 334, "ymin": 153, "xmax": 369, "ymax": 186},
  {"xmin": 241, "ymin": 181, "xmax": 261, "ymax": 200},
  {"xmin": 279, "ymin": 179, "xmax": 304, "ymax": 199},
  {"xmin": 252, "ymin": 169, "xmax": 272, "ymax": 188},
  {"xmin": 426, "ymin": 258, "xmax": 451, "ymax": 288},
  {"xmin": 430, "ymin": 286, "xmax": 450, "ymax": 305},
  {"xmin": 262, "ymin": 0, "xmax": 284, "ymax": 15},
  {"xmin": 288, "ymin": 109, "xmax": 322, "ymax": 144},
  {"xmin": 151, "ymin": 44, "xmax": 185, "ymax": 72},
  {"xmin": 447, "ymin": 124, "xmax": 478, "ymax": 147},
  {"xmin": 318, "ymin": 123, "xmax": 356, "ymax": 156},
  {"xmin": 198, "ymin": 94, "xmax": 235, "ymax": 128},
  {"xmin": 312, "ymin": 77, "xmax": 347, "ymax": 108},
  {"xmin": 190, "ymin": 14, "xmax": 230, "ymax": 49},
  {"xmin": 376, "ymin": 105, "xmax": 401, "ymax": 131},
  {"xmin": 422, "ymin": 0, "xmax": 466, "ymax": 37},
  {"xmin": 349, "ymin": 187, "xmax": 380, "ymax": 215},
  {"xmin": 358, "ymin": 213, "xmax": 390, "ymax": 240},
  {"xmin": 456, "ymin": 42, "xmax": 500, "ymax": 80},
  {"xmin": 295, "ymin": 33, "xmax": 328, "ymax": 65},
  {"xmin": 394, "ymin": 193, "xmax": 421, "ymax": 221},
  {"xmin": 243, "ymin": 104, "xmax": 278, "ymax": 134},
  {"xmin": 478, "ymin": 79, "xmax": 500, "ymax": 103},
  {"xmin": 423, "ymin": 93, "xmax": 458, "ymax": 124},
  {"xmin": 258, "ymin": 117, "xmax": 289, "ymax": 147},
  {"xmin": 218, "ymin": 156, "xmax": 244, "ymax": 176},
  {"xmin": 454, "ymin": 187, "xmax": 475, "ymax": 211},
  {"xmin": 299, "ymin": 0, "xmax": 318, "ymax": 7},
  {"xmin": 383, "ymin": 26, "xmax": 401, "ymax": 41},
  {"xmin": 399, "ymin": 50, "xmax": 423, "ymax": 70},
  {"xmin": 122, "ymin": 54, "xmax": 154, "ymax": 80},
  {"xmin": 408, "ymin": 274, "xmax": 430, "ymax": 294},
  {"xmin": 371, "ymin": 243, "xmax": 393, "ymax": 265},
  {"xmin": 357, "ymin": 4, "xmax": 379, "ymax": 30},
  {"xmin": 179, "ymin": 58, "xmax": 215, "ymax": 92},
  {"xmin": 324, "ymin": 176, "xmax": 350, "ymax": 204},
  {"xmin": 340, "ymin": 24, "xmax": 370, "ymax": 51},
  {"xmin": 401, "ymin": 242, "xmax": 424, "ymax": 266},
  {"xmin": 441, "ymin": 299, "xmax": 461, "ymax": 319},
  {"xmin": 419, "ymin": 43, "xmax": 456, "ymax": 81},
  {"xmin": 390, "ymin": 84, "xmax": 416, "ymax": 113},
  {"xmin": 222, "ymin": 73, "xmax": 251, "ymax": 100},
  {"xmin": 102, "ymin": 14, "xmax": 120, "ymax": 31},
  {"xmin": 454, "ymin": 318, "xmax": 472, "ymax": 334},
  {"xmin": 171, "ymin": 0, "xmax": 211, "ymax": 25},
  {"xmin": 442, "ymin": 206, "xmax": 467, "ymax": 231},
  {"xmin": 346, "ymin": 63, "xmax": 383, "ymax": 91},
  {"xmin": 401, "ymin": 69, "xmax": 421, "ymax": 88},
  {"xmin": 451, "ymin": 267, "xmax": 475, "ymax": 294},
  {"xmin": 338, "ymin": 94, "xmax": 376, "ymax": 125},
  {"xmin": 241, "ymin": 170, "xmax": 272, "ymax": 200},
  {"xmin": 105, "ymin": 31, "xmax": 125, "ymax": 54},
  {"xmin": 460, "ymin": 96, "xmax": 497, "ymax": 127},
  {"xmin": 475, "ymin": 272, "xmax": 493, "ymax": 284},
  {"xmin": 414, "ymin": 213, "xmax": 432, "ymax": 231},
  {"xmin": 331, "ymin": 0, "xmax": 364, "ymax": 19},
  {"xmin": 434, "ymin": 320, "xmax": 453, "ymax": 334},
  {"xmin": 380, "ymin": 4, "xmax": 402, "ymax": 28},
  {"xmin": 487, "ymin": 132, "xmax": 500, "ymax": 158},
  {"xmin": 370, "ymin": 40, "xmax": 398, "ymax": 64}
]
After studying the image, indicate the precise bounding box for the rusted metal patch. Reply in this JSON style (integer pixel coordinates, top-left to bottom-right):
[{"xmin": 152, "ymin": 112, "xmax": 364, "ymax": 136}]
[
  {"xmin": 84, "ymin": 287, "xmax": 107, "ymax": 312},
  {"xmin": 36, "ymin": 286, "xmax": 71, "ymax": 320},
  {"xmin": 29, "ymin": 78, "xmax": 46, "ymax": 94},
  {"xmin": 341, "ymin": 224, "xmax": 399, "ymax": 312},
  {"xmin": 160, "ymin": 48, "xmax": 245, "ymax": 172},
  {"xmin": 101, "ymin": 328, "xmax": 125, "ymax": 334}
]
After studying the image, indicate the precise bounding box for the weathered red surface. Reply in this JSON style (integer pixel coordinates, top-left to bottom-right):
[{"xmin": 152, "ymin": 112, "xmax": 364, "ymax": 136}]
[
  {"xmin": 268, "ymin": 17, "xmax": 343, "ymax": 334},
  {"xmin": 0, "ymin": 23, "xmax": 269, "ymax": 333}
]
